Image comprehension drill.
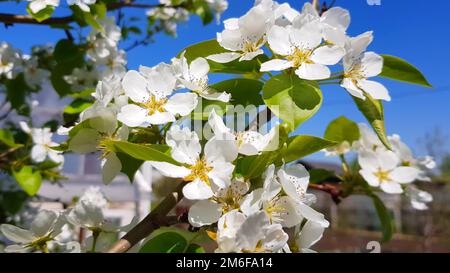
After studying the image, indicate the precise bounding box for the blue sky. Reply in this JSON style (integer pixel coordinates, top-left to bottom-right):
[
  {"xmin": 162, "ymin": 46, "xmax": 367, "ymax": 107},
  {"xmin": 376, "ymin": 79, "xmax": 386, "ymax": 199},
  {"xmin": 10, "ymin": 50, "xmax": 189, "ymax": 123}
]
[{"xmin": 1, "ymin": 0, "xmax": 450, "ymax": 162}]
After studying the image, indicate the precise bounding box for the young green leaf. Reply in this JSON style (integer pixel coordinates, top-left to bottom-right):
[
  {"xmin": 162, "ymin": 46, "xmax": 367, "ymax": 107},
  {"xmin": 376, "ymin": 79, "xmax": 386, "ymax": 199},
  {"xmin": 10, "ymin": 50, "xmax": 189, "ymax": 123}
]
[
  {"xmin": 380, "ymin": 55, "xmax": 432, "ymax": 87},
  {"xmin": 370, "ymin": 193, "xmax": 395, "ymax": 242},
  {"xmin": 351, "ymin": 94, "xmax": 391, "ymax": 149},
  {"xmin": 13, "ymin": 166, "xmax": 42, "ymax": 196},
  {"xmin": 179, "ymin": 39, "xmax": 267, "ymax": 76},
  {"xmin": 283, "ymin": 135, "xmax": 337, "ymax": 163},
  {"xmin": 211, "ymin": 78, "xmax": 264, "ymax": 106},
  {"xmin": 107, "ymin": 141, "xmax": 180, "ymax": 166},
  {"xmin": 263, "ymin": 75, "xmax": 323, "ymax": 132},
  {"xmin": 26, "ymin": 5, "xmax": 55, "ymax": 23},
  {"xmin": 139, "ymin": 232, "xmax": 188, "ymax": 253},
  {"xmin": 0, "ymin": 129, "xmax": 23, "ymax": 148},
  {"xmin": 324, "ymin": 116, "xmax": 360, "ymax": 144}
]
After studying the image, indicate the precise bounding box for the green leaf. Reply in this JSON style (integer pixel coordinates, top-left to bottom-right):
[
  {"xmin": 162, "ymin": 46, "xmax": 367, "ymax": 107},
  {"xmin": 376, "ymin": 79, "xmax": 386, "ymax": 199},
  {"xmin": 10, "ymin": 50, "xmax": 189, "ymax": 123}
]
[
  {"xmin": 236, "ymin": 124, "xmax": 289, "ymax": 179},
  {"xmin": 185, "ymin": 244, "xmax": 205, "ymax": 253},
  {"xmin": 370, "ymin": 193, "xmax": 395, "ymax": 242},
  {"xmin": 1, "ymin": 191, "xmax": 29, "ymax": 215},
  {"xmin": 263, "ymin": 75, "xmax": 323, "ymax": 132},
  {"xmin": 179, "ymin": 39, "xmax": 267, "ymax": 76},
  {"xmin": 64, "ymin": 99, "xmax": 92, "ymax": 114},
  {"xmin": 191, "ymin": 78, "xmax": 264, "ymax": 120},
  {"xmin": 211, "ymin": 78, "xmax": 264, "ymax": 106},
  {"xmin": 194, "ymin": 0, "xmax": 213, "ymax": 25},
  {"xmin": 116, "ymin": 152, "xmax": 144, "ymax": 182},
  {"xmin": 139, "ymin": 232, "xmax": 187, "ymax": 253},
  {"xmin": 380, "ymin": 55, "xmax": 432, "ymax": 87},
  {"xmin": 283, "ymin": 135, "xmax": 336, "ymax": 163},
  {"xmin": 92, "ymin": 3, "xmax": 107, "ymax": 19},
  {"xmin": 5, "ymin": 74, "xmax": 30, "ymax": 114},
  {"xmin": 0, "ymin": 129, "xmax": 22, "ymax": 148},
  {"xmin": 26, "ymin": 5, "xmax": 55, "ymax": 22},
  {"xmin": 13, "ymin": 166, "xmax": 42, "ymax": 196},
  {"xmin": 309, "ymin": 169, "xmax": 337, "ymax": 184},
  {"xmin": 324, "ymin": 116, "xmax": 360, "ymax": 144},
  {"xmin": 108, "ymin": 141, "xmax": 180, "ymax": 166},
  {"xmin": 351, "ymin": 94, "xmax": 391, "ymax": 149}
]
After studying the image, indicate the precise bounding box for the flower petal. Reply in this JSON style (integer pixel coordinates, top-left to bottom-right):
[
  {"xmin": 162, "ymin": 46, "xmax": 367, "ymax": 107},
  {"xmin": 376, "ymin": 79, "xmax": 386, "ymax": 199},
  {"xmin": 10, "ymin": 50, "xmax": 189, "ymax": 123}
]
[
  {"xmin": 358, "ymin": 79, "xmax": 391, "ymax": 101},
  {"xmin": 207, "ymin": 53, "xmax": 241, "ymax": 63},
  {"xmin": 150, "ymin": 161, "xmax": 190, "ymax": 178},
  {"xmin": 390, "ymin": 166, "xmax": 419, "ymax": 184},
  {"xmin": 0, "ymin": 224, "xmax": 34, "ymax": 243},
  {"xmin": 260, "ymin": 59, "xmax": 293, "ymax": 72},
  {"xmin": 117, "ymin": 104, "xmax": 149, "ymax": 128},
  {"xmin": 310, "ymin": 45, "xmax": 344, "ymax": 65},
  {"xmin": 295, "ymin": 63, "xmax": 330, "ymax": 80},
  {"xmin": 182, "ymin": 179, "xmax": 214, "ymax": 200},
  {"xmin": 164, "ymin": 93, "xmax": 198, "ymax": 117},
  {"xmin": 188, "ymin": 200, "xmax": 222, "ymax": 227},
  {"xmin": 121, "ymin": 70, "xmax": 149, "ymax": 103}
]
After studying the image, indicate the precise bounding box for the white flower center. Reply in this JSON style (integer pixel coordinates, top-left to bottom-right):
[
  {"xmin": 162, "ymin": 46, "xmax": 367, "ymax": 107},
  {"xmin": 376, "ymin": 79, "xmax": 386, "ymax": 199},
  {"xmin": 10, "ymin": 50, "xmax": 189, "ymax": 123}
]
[
  {"xmin": 287, "ymin": 47, "xmax": 314, "ymax": 68},
  {"xmin": 184, "ymin": 158, "xmax": 213, "ymax": 185},
  {"xmin": 142, "ymin": 96, "xmax": 167, "ymax": 115}
]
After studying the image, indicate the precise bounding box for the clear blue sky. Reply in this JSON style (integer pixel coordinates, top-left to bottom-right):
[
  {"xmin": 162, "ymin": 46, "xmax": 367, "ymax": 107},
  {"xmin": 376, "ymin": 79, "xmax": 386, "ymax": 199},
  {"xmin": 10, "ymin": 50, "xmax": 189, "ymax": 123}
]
[{"xmin": 1, "ymin": 0, "xmax": 449, "ymax": 162}]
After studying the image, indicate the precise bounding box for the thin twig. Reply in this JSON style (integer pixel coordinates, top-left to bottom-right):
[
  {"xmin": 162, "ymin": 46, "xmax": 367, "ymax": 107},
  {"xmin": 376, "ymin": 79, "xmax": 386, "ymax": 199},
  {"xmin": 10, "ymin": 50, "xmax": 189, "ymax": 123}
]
[{"xmin": 106, "ymin": 182, "xmax": 185, "ymax": 253}]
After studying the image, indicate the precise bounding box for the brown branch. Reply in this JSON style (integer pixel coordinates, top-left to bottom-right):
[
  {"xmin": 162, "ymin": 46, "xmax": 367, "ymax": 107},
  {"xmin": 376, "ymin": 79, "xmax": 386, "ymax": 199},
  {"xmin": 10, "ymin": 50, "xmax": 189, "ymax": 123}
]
[
  {"xmin": 106, "ymin": 182, "xmax": 185, "ymax": 253},
  {"xmin": 309, "ymin": 182, "xmax": 342, "ymax": 204},
  {"xmin": 0, "ymin": 2, "xmax": 176, "ymax": 26}
]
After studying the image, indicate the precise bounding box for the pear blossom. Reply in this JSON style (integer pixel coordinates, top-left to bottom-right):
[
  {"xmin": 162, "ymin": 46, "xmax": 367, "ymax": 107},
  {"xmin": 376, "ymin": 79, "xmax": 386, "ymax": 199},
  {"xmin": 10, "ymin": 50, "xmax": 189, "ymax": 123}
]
[
  {"xmin": 67, "ymin": 0, "xmax": 96, "ymax": 12},
  {"xmin": 117, "ymin": 64, "xmax": 198, "ymax": 127},
  {"xmin": 23, "ymin": 55, "xmax": 50, "ymax": 89},
  {"xmin": 405, "ymin": 185, "xmax": 433, "ymax": 210},
  {"xmin": 241, "ymin": 164, "xmax": 330, "ymax": 228},
  {"xmin": 0, "ymin": 42, "xmax": 22, "ymax": 79},
  {"xmin": 207, "ymin": 2, "xmax": 273, "ymax": 63},
  {"xmin": 66, "ymin": 187, "xmax": 120, "ymax": 233},
  {"xmin": 255, "ymin": 0, "xmax": 300, "ymax": 27},
  {"xmin": 188, "ymin": 179, "xmax": 250, "ymax": 227},
  {"xmin": 177, "ymin": 53, "xmax": 230, "ymax": 102},
  {"xmin": 215, "ymin": 210, "xmax": 247, "ymax": 253},
  {"xmin": 19, "ymin": 121, "xmax": 64, "ymax": 164},
  {"xmin": 323, "ymin": 141, "xmax": 351, "ymax": 157},
  {"xmin": 206, "ymin": 0, "xmax": 228, "ymax": 23},
  {"xmin": 208, "ymin": 109, "xmax": 277, "ymax": 156},
  {"xmin": 235, "ymin": 211, "xmax": 288, "ymax": 253},
  {"xmin": 146, "ymin": 6, "xmax": 189, "ymax": 37},
  {"xmin": 358, "ymin": 148, "xmax": 420, "ymax": 194},
  {"xmin": 27, "ymin": 0, "xmax": 59, "ymax": 14},
  {"xmin": 284, "ymin": 220, "xmax": 325, "ymax": 253},
  {"xmin": 0, "ymin": 210, "xmax": 64, "ymax": 253},
  {"xmin": 295, "ymin": 2, "xmax": 350, "ymax": 47},
  {"xmin": 261, "ymin": 21, "xmax": 344, "ymax": 80},
  {"xmin": 389, "ymin": 134, "xmax": 436, "ymax": 181},
  {"xmin": 64, "ymin": 68, "xmax": 99, "ymax": 92},
  {"xmin": 149, "ymin": 125, "xmax": 238, "ymax": 200},
  {"xmin": 354, "ymin": 123, "xmax": 383, "ymax": 151}
]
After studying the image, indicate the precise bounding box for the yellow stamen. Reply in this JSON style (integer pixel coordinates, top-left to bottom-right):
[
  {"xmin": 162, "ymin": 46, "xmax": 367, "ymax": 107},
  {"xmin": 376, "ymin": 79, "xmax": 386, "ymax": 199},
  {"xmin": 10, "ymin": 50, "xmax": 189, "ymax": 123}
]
[
  {"xmin": 184, "ymin": 158, "xmax": 213, "ymax": 185},
  {"xmin": 287, "ymin": 48, "xmax": 314, "ymax": 68},
  {"xmin": 142, "ymin": 96, "xmax": 167, "ymax": 116},
  {"xmin": 374, "ymin": 169, "xmax": 391, "ymax": 183}
]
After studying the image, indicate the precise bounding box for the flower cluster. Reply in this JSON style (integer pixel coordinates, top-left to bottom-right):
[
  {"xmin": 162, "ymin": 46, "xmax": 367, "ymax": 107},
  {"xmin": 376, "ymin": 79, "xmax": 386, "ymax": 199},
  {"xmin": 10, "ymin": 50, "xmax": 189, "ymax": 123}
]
[
  {"xmin": 0, "ymin": 187, "xmax": 128, "ymax": 253},
  {"xmin": 28, "ymin": 0, "xmax": 96, "ymax": 13},
  {"xmin": 208, "ymin": 0, "xmax": 390, "ymax": 101}
]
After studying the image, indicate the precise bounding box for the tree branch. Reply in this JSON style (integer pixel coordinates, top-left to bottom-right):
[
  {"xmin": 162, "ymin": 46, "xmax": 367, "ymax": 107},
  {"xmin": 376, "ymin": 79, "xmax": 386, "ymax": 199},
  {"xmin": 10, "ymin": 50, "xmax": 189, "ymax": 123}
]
[
  {"xmin": 309, "ymin": 182, "xmax": 343, "ymax": 204},
  {"xmin": 106, "ymin": 182, "xmax": 185, "ymax": 253},
  {"xmin": 0, "ymin": 2, "xmax": 175, "ymax": 26}
]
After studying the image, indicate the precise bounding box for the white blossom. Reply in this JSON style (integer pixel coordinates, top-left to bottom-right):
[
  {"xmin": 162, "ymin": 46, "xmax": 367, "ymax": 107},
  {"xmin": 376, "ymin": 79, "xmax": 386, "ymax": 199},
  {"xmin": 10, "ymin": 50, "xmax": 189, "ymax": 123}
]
[
  {"xmin": 27, "ymin": 0, "xmax": 59, "ymax": 14},
  {"xmin": 150, "ymin": 125, "xmax": 238, "ymax": 200},
  {"xmin": 261, "ymin": 21, "xmax": 344, "ymax": 80},
  {"xmin": 67, "ymin": 0, "xmax": 96, "ymax": 12}
]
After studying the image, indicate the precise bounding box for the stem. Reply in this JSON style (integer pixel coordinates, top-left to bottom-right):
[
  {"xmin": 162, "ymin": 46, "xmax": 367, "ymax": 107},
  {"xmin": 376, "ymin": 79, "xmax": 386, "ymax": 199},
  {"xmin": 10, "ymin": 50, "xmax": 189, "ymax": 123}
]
[
  {"xmin": 90, "ymin": 230, "xmax": 100, "ymax": 253},
  {"xmin": 339, "ymin": 154, "xmax": 350, "ymax": 175},
  {"xmin": 106, "ymin": 182, "xmax": 185, "ymax": 253}
]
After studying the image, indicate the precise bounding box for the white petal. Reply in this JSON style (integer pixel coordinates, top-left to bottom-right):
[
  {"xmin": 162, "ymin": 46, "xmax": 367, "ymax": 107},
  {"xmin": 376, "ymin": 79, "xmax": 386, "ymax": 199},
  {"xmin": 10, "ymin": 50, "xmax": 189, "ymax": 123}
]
[
  {"xmin": 188, "ymin": 200, "xmax": 222, "ymax": 227},
  {"xmin": 150, "ymin": 161, "xmax": 190, "ymax": 178},
  {"xmin": 390, "ymin": 167, "xmax": 419, "ymax": 184},
  {"xmin": 322, "ymin": 27, "xmax": 347, "ymax": 47},
  {"xmin": 205, "ymin": 136, "xmax": 238, "ymax": 163},
  {"xmin": 310, "ymin": 45, "xmax": 344, "ymax": 65},
  {"xmin": 297, "ymin": 220, "xmax": 324, "ymax": 249},
  {"xmin": 380, "ymin": 182, "xmax": 403, "ymax": 194},
  {"xmin": 358, "ymin": 80, "xmax": 391, "ymax": 101},
  {"xmin": 239, "ymin": 50, "xmax": 264, "ymax": 61},
  {"xmin": 208, "ymin": 109, "xmax": 232, "ymax": 136},
  {"xmin": 207, "ymin": 53, "xmax": 241, "ymax": 63},
  {"xmin": 240, "ymin": 188, "xmax": 263, "ymax": 216},
  {"xmin": 182, "ymin": 179, "xmax": 214, "ymax": 200},
  {"xmin": 260, "ymin": 59, "xmax": 293, "ymax": 72},
  {"xmin": 121, "ymin": 70, "xmax": 149, "ymax": 103},
  {"xmin": 236, "ymin": 211, "xmax": 269, "ymax": 251},
  {"xmin": 208, "ymin": 160, "xmax": 234, "ymax": 189},
  {"xmin": 290, "ymin": 21, "xmax": 322, "ymax": 50},
  {"xmin": 267, "ymin": 25, "xmax": 292, "ymax": 56},
  {"xmin": 0, "ymin": 224, "xmax": 34, "ymax": 243},
  {"xmin": 218, "ymin": 29, "xmax": 243, "ymax": 51},
  {"xmin": 31, "ymin": 145, "xmax": 47, "ymax": 163},
  {"xmin": 147, "ymin": 111, "xmax": 176, "ymax": 125},
  {"xmin": 102, "ymin": 152, "xmax": 122, "ymax": 185},
  {"xmin": 190, "ymin": 58, "xmax": 210, "ymax": 79},
  {"xmin": 359, "ymin": 169, "xmax": 380, "ymax": 187},
  {"xmin": 199, "ymin": 90, "xmax": 231, "ymax": 102},
  {"xmin": 295, "ymin": 63, "xmax": 330, "ymax": 80},
  {"xmin": 117, "ymin": 104, "xmax": 149, "ymax": 128},
  {"xmin": 296, "ymin": 202, "xmax": 330, "ymax": 228},
  {"xmin": 321, "ymin": 7, "xmax": 350, "ymax": 30},
  {"xmin": 377, "ymin": 149, "xmax": 400, "ymax": 171},
  {"xmin": 358, "ymin": 149, "xmax": 379, "ymax": 172},
  {"xmin": 360, "ymin": 52, "xmax": 383, "ymax": 78},
  {"xmin": 277, "ymin": 165, "xmax": 310, "ymax": 202},
  {"xmin": 164, "ymin": 93, "xmax": 198, "ymax": 117},
  {"xmin": 341, "ymin": 78, "xmax": 365, "ymax": 99},
  {"xmin": 29, "ymin": 1, "xmax": 46, "ymax": 13},
  {"xmin": 275, "ymin": 196, "xmax": 303, "ymax": 227},
  {"xmin": 31, "ymin": 210, "xmax": 58, "ymax": 237}
]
